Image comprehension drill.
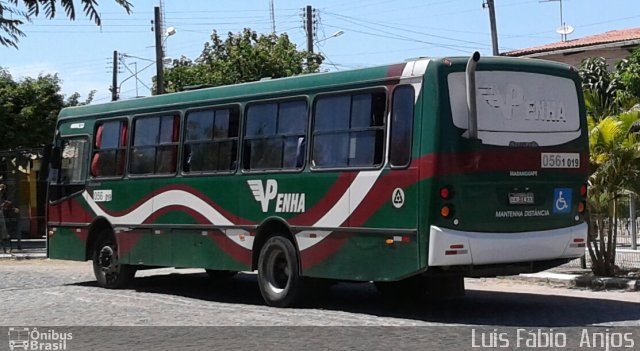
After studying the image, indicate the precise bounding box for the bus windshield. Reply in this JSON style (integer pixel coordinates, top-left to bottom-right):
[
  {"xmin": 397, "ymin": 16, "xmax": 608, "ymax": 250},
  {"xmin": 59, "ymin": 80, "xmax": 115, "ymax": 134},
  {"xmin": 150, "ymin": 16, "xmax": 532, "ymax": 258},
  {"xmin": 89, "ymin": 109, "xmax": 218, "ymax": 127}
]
[{"xmin": 447, "ymin": 71, "xmax": 581, "ymax": 146}]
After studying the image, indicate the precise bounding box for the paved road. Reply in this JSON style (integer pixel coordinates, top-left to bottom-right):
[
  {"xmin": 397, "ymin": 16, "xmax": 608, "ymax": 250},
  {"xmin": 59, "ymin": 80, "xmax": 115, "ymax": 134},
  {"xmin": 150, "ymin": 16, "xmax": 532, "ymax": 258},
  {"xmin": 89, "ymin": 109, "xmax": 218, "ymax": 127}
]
[{"xmin": 1, "ymin": 259, "xmax": 638, "ymax": 328}]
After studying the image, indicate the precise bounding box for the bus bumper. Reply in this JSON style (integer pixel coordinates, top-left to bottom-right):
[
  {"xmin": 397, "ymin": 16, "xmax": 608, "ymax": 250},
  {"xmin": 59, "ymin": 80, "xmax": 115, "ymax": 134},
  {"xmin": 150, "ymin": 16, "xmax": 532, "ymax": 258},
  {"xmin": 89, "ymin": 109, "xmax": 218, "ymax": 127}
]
[{"xmin": 428, "ymin": 222, "xmax": 587, "ymax": 267}]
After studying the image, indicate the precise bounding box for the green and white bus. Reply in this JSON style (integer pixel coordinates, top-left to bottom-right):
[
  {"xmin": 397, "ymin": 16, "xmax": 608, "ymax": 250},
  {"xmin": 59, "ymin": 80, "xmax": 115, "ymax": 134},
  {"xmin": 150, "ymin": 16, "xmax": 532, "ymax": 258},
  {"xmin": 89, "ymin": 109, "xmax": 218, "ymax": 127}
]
[{"xmin": 47, "ymin": 53, "xmax": 588, "ymax": 307}]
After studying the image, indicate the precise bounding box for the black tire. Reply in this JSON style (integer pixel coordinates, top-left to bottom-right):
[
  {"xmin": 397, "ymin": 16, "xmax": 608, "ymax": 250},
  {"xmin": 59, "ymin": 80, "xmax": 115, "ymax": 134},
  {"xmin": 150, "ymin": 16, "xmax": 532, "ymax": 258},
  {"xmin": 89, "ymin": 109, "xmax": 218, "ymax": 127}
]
[
  {"xmin": 92, "ymin": 236, "xmax": 135, "ymax": 289},
  {"xmin": 257, "ymin": 235, "xmax": 303, "ymax": 307}
]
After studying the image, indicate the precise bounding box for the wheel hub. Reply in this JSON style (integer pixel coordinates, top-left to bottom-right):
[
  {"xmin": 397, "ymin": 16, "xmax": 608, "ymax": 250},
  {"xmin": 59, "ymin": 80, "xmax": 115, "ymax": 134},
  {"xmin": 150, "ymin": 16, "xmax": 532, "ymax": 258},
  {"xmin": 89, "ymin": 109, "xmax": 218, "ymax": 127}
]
[
  {"xmin": 98, "ymin": 246, "xmax": 117, "ymax": 274},
  {"xmin": 267, "ymin": 250, "xmax": 290, "ymax": 291}
]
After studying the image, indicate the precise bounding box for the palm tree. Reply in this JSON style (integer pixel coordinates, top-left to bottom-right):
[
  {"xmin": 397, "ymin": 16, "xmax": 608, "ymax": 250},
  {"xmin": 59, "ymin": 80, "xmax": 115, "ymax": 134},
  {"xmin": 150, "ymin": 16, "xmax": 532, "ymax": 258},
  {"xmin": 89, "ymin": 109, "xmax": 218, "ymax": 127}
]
[
  {"xmin": 0, "ymin": 0, "xmax": 132, "ymax": 48},
  {"xmin": 587, "ymin": 111, "xmax": 640, "ymax": 276}
]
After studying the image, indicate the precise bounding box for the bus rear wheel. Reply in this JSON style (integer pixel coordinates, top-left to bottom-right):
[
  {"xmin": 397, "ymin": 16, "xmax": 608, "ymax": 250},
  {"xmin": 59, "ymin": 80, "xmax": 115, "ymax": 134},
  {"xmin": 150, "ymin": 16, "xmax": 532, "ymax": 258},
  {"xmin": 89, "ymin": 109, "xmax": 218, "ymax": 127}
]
[
  {"xmin": 92, "ymin": 237, "xmax": 135, "ymax": 289},
  {"xmin": 257, "ymin": 235, "xmax": 303, "ymax": 307}
]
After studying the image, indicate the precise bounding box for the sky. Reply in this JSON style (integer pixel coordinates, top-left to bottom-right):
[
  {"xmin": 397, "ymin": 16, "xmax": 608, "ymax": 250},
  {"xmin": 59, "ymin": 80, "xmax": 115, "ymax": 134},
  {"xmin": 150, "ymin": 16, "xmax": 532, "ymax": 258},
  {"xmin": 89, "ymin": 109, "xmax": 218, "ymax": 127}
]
[{"xmin": 1, "ymin": 0, "xmax": 639, "ymax": 104}]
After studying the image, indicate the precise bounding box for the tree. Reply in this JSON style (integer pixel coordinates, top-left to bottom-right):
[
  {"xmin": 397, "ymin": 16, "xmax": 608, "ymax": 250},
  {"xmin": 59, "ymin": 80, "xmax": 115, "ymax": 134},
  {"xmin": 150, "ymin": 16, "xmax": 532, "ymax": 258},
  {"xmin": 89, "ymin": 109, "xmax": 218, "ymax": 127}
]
[
  {"xmin": 579, "ymin": 48, "xmax": 640, "ymax": 121},
  {"xmin": 0, "ymin": 0, "xmax": 132, "ymax": 48},
  {"xmin": 579, "ymin": 50, "xmax": 640, "ymax": 276},
  {"xmin": 0, "ymin": 68, "xmax": 92, "ymax": 149},
  {"xmin": 161, "ymin": 28, "xmax": 324, "ymax": 93},
  {"xmin": 616, "ymin": 48, "xmax": 640, "ymax": 102},
  {"xmin": 587, "ymin": 111, "xmax": 640, "ymax": 276},
  {"xmin": 579, "ymin": 57, "xmax": 624, "ymax": 120}
]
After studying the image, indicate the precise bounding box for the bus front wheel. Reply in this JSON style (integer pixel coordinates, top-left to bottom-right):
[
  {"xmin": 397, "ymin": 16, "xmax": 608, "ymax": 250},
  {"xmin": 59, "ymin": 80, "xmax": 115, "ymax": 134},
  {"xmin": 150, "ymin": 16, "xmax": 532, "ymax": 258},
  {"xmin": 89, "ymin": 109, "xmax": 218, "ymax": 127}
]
[
  {"xmin": 257, "ymin": 235, "xmax": 303, "ymax": 307},
  {"xmin": 92, "ymin": 237, "xmax": 135, "ymax": 289}
]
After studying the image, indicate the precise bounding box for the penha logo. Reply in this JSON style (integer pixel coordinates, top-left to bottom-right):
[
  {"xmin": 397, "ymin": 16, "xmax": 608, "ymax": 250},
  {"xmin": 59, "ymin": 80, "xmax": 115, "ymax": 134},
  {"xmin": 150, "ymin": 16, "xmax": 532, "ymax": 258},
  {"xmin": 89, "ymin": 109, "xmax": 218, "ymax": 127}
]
[
  {"xmin": 247, "ymin": 179, "xmax": 306, "ymax": 213},
  {"xmin": 8, "ymin": 327, "xmax": 73, "ymax": 350}
]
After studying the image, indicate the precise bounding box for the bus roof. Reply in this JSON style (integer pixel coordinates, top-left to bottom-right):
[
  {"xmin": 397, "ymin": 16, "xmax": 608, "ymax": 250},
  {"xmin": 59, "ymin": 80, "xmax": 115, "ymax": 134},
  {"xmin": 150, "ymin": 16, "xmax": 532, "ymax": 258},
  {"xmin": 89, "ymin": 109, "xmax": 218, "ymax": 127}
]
[{"xmin": 57, "ymin": 55, "xmax": 574, "ymax": 121}]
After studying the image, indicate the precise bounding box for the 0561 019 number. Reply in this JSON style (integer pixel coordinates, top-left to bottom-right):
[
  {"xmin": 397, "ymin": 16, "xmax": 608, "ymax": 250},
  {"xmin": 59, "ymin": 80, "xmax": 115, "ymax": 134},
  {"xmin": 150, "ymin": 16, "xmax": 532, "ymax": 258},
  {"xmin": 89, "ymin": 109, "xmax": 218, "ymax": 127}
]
[{"xmin": 541, "ymin": 153, "xmax": 580, "ymax": 169}]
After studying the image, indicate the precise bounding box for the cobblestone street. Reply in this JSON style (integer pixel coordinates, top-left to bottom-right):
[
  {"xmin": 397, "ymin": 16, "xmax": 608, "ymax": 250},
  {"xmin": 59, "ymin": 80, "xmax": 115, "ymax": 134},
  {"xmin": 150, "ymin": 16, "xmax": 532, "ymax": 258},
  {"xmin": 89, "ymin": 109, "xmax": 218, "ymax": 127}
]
[{"xmin": 1, "ymin": 259, "xmax": 639, "ymax": 327}]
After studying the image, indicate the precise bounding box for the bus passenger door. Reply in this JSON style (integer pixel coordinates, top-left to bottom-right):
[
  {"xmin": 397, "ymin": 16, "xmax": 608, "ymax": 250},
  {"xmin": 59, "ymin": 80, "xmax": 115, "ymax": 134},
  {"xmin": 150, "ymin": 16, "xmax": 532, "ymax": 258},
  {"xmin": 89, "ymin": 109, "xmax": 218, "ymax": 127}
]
[{"xmin": 48, "ymin": 136, "xmax": 91, "ymax": 260}]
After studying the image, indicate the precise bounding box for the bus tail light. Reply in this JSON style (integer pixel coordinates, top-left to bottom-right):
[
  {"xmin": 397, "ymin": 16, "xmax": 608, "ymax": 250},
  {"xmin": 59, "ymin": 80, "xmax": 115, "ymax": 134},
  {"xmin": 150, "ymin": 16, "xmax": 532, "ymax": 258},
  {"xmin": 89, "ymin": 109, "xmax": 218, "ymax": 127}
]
[
  {"xmin": 445, "ymin": 244, "xmax": 468, "ymax": 255},
  {"xmin": 440, "ymin": 186, "xmax": 452, "ymax": 200},
  {"xmin": 578, "ymin": 201, "xmax": 586, "ymax": 213},
  {"xmin": 570, "ymin": 238, "xmax": 586, "ymax": 248},
  {"xmin": 440, "ymin": 205, "xmax": 453, "ymax": 218},
  {"xmin": 580, "ymin": 184, "xmax": 587, "ymax": 197}
]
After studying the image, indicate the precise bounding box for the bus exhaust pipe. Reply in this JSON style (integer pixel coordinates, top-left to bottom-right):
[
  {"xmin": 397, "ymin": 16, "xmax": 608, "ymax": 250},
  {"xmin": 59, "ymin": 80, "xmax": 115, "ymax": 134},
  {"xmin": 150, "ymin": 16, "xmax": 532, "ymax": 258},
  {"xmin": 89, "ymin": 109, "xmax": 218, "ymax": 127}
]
[{"xmin": 466, "ymin": 51, "xmax": 480, "ymax": 140}]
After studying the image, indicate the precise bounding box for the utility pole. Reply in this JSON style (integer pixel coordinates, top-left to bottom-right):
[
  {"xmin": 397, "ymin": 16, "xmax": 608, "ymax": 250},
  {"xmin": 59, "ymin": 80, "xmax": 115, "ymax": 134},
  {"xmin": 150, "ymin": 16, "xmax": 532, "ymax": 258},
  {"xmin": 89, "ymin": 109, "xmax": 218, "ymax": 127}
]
[
  {"xmin": 269, "ymin": 0, "xmax": 276, "ymax": 34},
  {"xmin": 111, "ymin": 50, "xmax": 118, "ymax": 101},
  {"xmin": 154, "ymin": 6, "xmax": 164, "ymax": 95},
  {"xmin": 305, "ymin": 5, "xmax": 314, "ymax": 54},
  {"xmin": 483, "ymin": 0, "xmax": 499, "ymax": 56}
]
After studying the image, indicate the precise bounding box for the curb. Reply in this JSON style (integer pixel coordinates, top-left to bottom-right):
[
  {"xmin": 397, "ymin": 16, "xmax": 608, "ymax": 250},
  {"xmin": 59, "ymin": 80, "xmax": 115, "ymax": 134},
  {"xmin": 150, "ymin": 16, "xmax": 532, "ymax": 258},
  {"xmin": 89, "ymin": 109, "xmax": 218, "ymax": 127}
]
[
  {"xmin": 513, "ymin": 272, "xmax": 640, "ymax": 291},
  {"xmin": 0, "ymin": 252, "xmax": 47, "ymax": 260}
]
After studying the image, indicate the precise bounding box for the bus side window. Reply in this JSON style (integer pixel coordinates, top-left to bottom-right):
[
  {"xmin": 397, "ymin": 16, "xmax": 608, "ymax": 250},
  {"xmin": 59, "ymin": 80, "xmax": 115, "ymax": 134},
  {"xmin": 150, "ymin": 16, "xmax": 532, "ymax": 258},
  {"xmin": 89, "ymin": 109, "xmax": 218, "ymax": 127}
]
[
  {"xmin": 91, "ymin": 124, "xmax": 103, "ymax": 177},
  {"xmin": 130, "ymin": 114, "xmax": 179, "ymax": 175},
  {"xmin": 184, "ymin": 107, "xmax": 239, "ymax": 173},
  {"xmin": 390, "ymin": 85, "xmax": 415, "ymax": 168},
  {"xmin": 156, "ymin": 116, "xmax": 180, "ymax": 174},
  {"xmin": 92, "ymin": 120, "xmax": 128, "ymax": 177},
  {"xmin": 312, "ymin": 91, "xmax": 386, "ymax": 168},
  {"xmin": 243, "ymin": 100, "xmax": 307, "ymax": 171}
]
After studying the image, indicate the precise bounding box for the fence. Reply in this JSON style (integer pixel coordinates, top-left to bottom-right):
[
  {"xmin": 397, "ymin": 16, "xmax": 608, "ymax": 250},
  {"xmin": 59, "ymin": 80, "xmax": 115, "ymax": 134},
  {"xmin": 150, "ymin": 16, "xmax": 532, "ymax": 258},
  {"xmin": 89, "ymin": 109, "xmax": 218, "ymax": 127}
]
[
  {"xmin": 0, "ymin": 148, "xmax": 46, "ymax": 239},
  {"xmin": 565, "ymin": 249, "xmax": 640, "ymax": 270}
]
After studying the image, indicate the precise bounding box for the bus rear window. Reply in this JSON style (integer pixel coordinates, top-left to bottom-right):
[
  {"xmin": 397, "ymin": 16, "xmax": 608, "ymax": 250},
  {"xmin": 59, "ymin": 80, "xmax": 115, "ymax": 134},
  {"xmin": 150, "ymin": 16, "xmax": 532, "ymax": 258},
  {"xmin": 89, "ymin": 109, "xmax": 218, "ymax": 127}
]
[{"xmin": 447, "ymin": 71, "xmax": 580, "ymax": 135}]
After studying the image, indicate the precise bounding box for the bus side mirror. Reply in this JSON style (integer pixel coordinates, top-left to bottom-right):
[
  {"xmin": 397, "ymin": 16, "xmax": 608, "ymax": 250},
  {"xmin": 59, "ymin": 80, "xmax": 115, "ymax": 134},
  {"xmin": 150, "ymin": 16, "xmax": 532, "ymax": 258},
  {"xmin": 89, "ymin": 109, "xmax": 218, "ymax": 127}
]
[{"xmin": 50, "ymin": 146, "xmax": 61, "ymax": 170}]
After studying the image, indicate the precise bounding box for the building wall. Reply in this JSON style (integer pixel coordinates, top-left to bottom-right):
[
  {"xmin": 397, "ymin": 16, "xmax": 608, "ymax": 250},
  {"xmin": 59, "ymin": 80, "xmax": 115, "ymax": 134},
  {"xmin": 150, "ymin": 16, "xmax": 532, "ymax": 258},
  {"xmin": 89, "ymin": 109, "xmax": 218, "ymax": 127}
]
[{"xmin": 528, "ymin": 46, "xmax": 638, "ymax": 69}]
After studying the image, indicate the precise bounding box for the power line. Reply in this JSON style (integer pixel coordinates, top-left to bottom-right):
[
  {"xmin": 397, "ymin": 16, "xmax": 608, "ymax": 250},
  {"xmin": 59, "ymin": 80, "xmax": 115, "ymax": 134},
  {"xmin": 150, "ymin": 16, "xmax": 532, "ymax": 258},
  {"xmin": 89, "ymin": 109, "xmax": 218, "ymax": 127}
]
[{"xmin": 324, "ymin": 11, "xmax": 490, "ymax": 48}]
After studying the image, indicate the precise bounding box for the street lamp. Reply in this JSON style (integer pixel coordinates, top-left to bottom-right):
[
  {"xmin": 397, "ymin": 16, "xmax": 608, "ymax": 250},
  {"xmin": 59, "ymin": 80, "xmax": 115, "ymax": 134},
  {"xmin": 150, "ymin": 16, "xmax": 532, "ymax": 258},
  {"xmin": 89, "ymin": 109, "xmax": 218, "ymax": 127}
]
[
  {"xmin": 313, "ymin": 30, "xmax": 344, "ymax": 72},
  {"xmin": 315, "ymin": 30, "xmax": 344, "ymax": 45},
  {"xmin": 165, "ymin": 26, "xmax": 177, "ymax": 38}
]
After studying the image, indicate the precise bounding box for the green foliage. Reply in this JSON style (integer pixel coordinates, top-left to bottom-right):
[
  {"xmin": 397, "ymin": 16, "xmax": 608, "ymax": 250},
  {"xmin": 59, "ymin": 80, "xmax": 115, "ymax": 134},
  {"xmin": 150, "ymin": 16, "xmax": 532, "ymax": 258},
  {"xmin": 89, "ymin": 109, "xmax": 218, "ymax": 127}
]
[
  {"xmin": 0, "ymin": 0, "xmax": 132, "ymax": 48},
  {"xmin": 161, "ymin": 29, "xmax": 324, "ymax": 92},
  {"xmin": 0, "ymin": 68, "xmax": 92, "ymax": 149},
  {"xmin": 616, "ymin": 48, "xmax": 640, "ymax": 101},
  {"xmin": 579, "ymin": 48, "xmax": 640, "ymax": 122},
  {"xmin": 587, "ymin": 111, "xmax": 640, "ymax": 276},
  {"xmin": 579, "ymin": 57, "xmax": 625, "ymax": 120}
]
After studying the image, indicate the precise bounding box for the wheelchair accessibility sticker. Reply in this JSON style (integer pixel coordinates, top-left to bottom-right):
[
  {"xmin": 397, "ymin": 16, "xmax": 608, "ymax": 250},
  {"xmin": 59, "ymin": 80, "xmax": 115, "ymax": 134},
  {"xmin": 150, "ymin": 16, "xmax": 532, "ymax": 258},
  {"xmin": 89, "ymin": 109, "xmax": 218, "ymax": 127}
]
[{"xmin": 553, "ymin": 188, "xmax": 572, "ymax": 214}]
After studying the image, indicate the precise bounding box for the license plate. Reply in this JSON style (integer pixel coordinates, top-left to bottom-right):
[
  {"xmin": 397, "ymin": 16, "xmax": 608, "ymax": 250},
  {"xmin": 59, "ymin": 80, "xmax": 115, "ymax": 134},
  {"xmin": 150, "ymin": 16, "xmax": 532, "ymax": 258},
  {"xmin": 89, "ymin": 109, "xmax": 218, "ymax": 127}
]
[
  {"xmin": 509, "ymin": 192, "xmax": 534, "ymax": 205},
  {"xmin": 541, "ymin": 153, "xmax": 580, "ymax": 169}
]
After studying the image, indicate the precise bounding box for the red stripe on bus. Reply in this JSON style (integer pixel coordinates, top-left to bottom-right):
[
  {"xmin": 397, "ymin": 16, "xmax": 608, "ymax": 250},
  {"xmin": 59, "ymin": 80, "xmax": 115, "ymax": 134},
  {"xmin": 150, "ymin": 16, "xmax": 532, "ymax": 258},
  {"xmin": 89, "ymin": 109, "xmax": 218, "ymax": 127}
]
[
  {"xmin": 289, "ymin": 172, "xmax": 354, "ymax": 226},
  {"xmin": 91, "ymin": 184, "xmax": 255, "ymax": 226},
  {"xmin": 300, "ymin": 231, "xmax": 351, "ymax": 270},
  {"xmin": 115, "ymin": 230, "xmax": 144, "ymax": 257},
  {"xmin": 142, "ymin": 204, "xmax": 252, "ymax": 266},
  {"xmin": 431, "ymin": 150, "xmax": 589, "ymax": 177},
  {"xmin": 48, "ymin": 197, "xmax": 92, "ymax": 223}
]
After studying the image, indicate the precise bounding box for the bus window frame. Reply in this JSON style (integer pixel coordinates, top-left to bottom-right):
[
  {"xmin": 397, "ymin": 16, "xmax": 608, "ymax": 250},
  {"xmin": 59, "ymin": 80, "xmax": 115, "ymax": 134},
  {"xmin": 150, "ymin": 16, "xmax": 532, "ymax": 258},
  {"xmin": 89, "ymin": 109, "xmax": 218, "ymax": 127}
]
[
  {"xmin": 240, "ymin": 96, "xmax": 310, "ymax": 175},
  {"xmin": 309, "ymin": 87, "xmax": 388, "ymax": 172},
  {"xmin": 50, "ymin": 133, "xmax": 91, "ymax": 186},
  {"xmin": 48, "ymin": 133, "xmax": 91, "ymax": 205},
  {"xmin": 389, "ymin": 84, "xmax": 416, "ymax": 170},
  {"xmin": 128, "ymin": 110, "xmax": 182, "ymax": 179},
  {"xmin": 90, "ymin": 116, "xmax": 130, "ymax": 180},
  {"xmin": 182, "ymin": 103, "xmax": 242, "ymax": 177}
]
